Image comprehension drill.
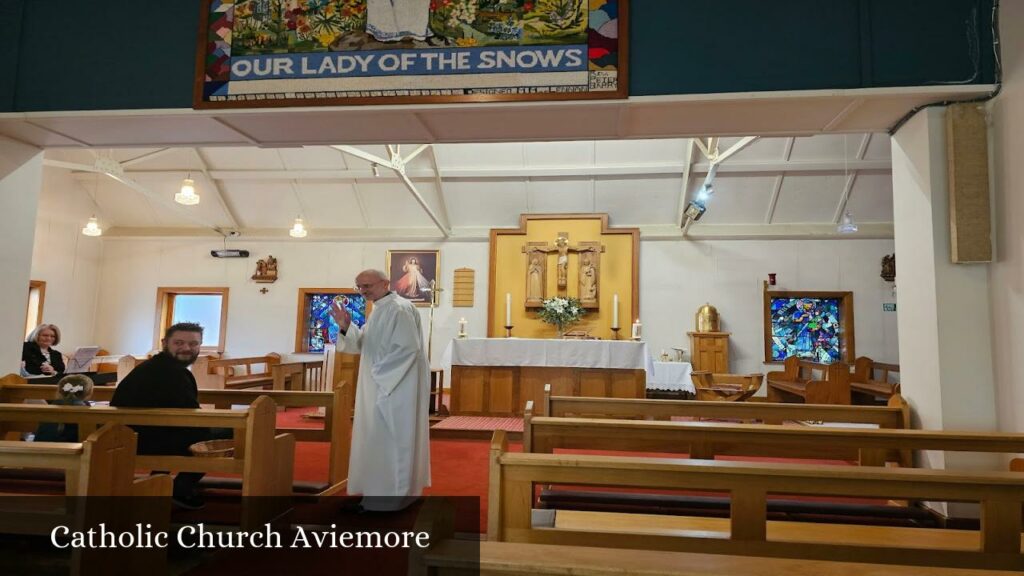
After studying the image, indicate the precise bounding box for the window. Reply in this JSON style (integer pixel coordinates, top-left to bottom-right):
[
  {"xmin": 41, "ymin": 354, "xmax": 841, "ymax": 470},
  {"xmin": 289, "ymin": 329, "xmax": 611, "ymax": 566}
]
[
  {"xmin": 156, "ymin": 287, "xmax": 229, "ymax": 352},
  {"xmin": 25, "ymin": 281, "xmax": 46, "ymax": 338}
]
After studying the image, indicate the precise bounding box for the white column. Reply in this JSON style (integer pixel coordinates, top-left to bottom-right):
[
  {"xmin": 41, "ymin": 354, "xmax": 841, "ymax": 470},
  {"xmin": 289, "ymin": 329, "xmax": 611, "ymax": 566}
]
[
  {"xmin": 990, "ymin": 1, "xmax": 1024, "ymax": 435},
  {"xmin": 0, "ymin": 146, "xmax": 44, "ymax": 374},
  {"xmin": 891, "ymin": 108, "xmax": 999, "ymax": 476}
]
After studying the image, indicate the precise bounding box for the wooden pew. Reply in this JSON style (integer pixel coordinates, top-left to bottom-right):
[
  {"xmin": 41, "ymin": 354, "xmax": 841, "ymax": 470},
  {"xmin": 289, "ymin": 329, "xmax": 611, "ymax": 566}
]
[
  {"xmin": 191, "ymin": 353, "xmax": 281, "ymax": 390},
  {"xmin": 852, "ymin": 356, "xmax": 901, "ymax": 401},
  {"xmin": 524, "ymin": 401, "xmax": 1024, "ymax": 467},
  {"xmin": 0, "ymin": 376, "xmax": 353, "ymax": 494},
  {"xmin": 0, "ymin": 423, "xmax": 172, "ymax": 575},
  {"xmin": 487, "ymin": 431, "xmax": 1024, "ymax": 571},
  {"xmin": 542, "ymin": 385, "xmax": 911, "ymax": 430},
  {"xmin": 766, "ymin": 357, "xmax": 851, "ymax": 404},
  {"xmin": 0, "ymin": 397, "xmax": 293, "ymax": 529},
  {"xmin": 422, "ymin": 541, "xmax": 1024, "ymax": 576}
]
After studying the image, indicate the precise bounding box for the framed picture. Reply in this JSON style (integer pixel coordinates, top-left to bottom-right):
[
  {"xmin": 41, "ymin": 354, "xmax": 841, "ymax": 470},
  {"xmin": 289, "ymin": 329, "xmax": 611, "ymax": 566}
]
[
  {"xmin": 763, "ymin": 290, "xmax": 855, "ymax": 364},
  {"xmin": 193, "ymin": 0, "xmax": 628, "ymax": 108},
  {"xmin": 386, "ymin": 250, "xmax": 439, "ymax": 307},
  {"xmin": 294, "ymin": 288, "xmax": 373, "ymax": 353}
]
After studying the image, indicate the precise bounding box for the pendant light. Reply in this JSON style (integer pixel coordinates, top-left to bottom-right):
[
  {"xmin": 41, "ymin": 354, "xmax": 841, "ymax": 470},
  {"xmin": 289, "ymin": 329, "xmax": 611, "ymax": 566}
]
[
  {"xmin": 81, "ymin": 216, "xmax": 102, "ymax": 237},
  {"xmin": 289, "ymin": 217, "xmax": 308, "ymax": 238},
  {"xmin": 175, "ymin": 174, "xmax": 200, "ymax": 205}
]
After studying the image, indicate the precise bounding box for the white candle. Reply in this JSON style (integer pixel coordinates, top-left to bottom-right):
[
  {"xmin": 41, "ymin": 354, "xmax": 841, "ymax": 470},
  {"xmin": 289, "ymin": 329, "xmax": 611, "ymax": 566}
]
[
  {"xmin": 505, "ymin": 293, "xmax": 512, "ymax": 326},
  {"xmin": 631, "ymin": 318, "xmax": 642, "ymax": 340},
  {"xmin": 612, "ymin": 294, "xmax": 620, "ymax": 329},
  {"xmin": 458, "ymin": 317, "xmax": 467, "ymax": 333}
]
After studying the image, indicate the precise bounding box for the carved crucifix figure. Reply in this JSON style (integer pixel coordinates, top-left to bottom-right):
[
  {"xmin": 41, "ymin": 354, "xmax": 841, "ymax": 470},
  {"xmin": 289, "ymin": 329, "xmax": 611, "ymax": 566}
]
[{"xmin": 522, "ymin": 233, "xmax": 605, "ymax": 306}]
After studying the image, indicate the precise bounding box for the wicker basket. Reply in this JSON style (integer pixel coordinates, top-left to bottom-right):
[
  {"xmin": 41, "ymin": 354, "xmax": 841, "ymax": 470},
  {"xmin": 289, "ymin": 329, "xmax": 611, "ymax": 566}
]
[{"xmin": 189, "ymin": 439, "xmax": 235, "ymax": 458}]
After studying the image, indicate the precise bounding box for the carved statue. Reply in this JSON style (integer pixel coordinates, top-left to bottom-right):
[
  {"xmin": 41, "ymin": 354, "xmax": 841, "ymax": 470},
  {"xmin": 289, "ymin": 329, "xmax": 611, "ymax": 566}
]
[
  {"xmin": 527, "ymin": 253, "xmax": 545, "ymax": 302},
  {"xmin": 579, "ymin": 251, "xmax": 597, "ymax": 302},
  {"xmin": 554, "ymin": 234, "xmax": 569, "ymax": 288},
  {"xmin": 252, "ymin": 255, "xmax": 279, "ymax": 283},
  {"xmin": 881, "ymin": 254, "xmax": 896, "ymax": 282}
]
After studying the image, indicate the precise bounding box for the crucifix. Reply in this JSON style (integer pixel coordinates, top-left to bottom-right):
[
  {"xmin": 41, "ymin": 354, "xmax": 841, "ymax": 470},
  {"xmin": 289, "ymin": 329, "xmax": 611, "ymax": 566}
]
[{"xmin": 523, "ymin": 232, "xmax": 605, "ymax": 307}]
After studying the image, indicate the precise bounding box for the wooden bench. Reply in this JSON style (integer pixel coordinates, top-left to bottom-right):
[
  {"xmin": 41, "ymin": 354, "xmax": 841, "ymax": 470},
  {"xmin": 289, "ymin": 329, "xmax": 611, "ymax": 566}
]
[
  {"xmin": 422, "ymin": 540, "xmax": 1024, "ymax": 576},
  {"xmin": 766, "ymin": 357, "xmax": 851, "ymax": 404},
  {"xmin": 525, "ymin": 402, "xmax": 1024, "ymax": 467},
  {"xmin": 852, "ymin": 356, "xmax": 901, "ymax": 401},
  {"xmin": 191, "ymin": 353, "xmax": 281, "ymax": 390},
  {"xmin": 487, "ymin": 430, "xmax": 1024, "ymax": 571},
  {"xmin": 691, "ymin": 372, "xmax": 763, "ymax": 402},
  {"xmin": 0, "ymin": 423, "xmax": 172, "ymax": 575},
  {"xmin": 543, "ymin": 385, "xmax": 911, "ymax": 430},
  {"xmin": 0, "ymin": 397, "xmax": 293, "ymax": 528}
]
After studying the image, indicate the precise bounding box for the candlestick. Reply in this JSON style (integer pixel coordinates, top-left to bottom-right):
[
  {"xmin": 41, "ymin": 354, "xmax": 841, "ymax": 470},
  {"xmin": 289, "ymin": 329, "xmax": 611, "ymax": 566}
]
[
  {"xmin": 610, "ymin": 327, "xmax": 621, "ymax": 340},
  {"xmin": 504, "ymin": 324, "xmax": 513, "ymax": 338},
  {"xmin": 505, "ymin": 293, "xmax": 512, "ymax": 326},
  {"xmin": 612, "ymin": 293, "xmax": 619, "ymax": 329}
]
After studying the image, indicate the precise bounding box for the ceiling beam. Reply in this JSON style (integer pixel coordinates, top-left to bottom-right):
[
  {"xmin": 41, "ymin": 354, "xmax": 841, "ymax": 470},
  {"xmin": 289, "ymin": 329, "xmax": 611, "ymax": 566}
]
[
  {"xmin": 333, "ymin": 144, "xmax": 450, "ymax": 237},
  {"xmin": 427, "ymin": 146, "xmax": 452, "ymax": 233},
  {"xmin": 645, "ymin": 222, "xmax": 894, "ymax": 240},
  {"xmin": 831, "ymin": 133, "xmax": 872, "ymax": 224},
  {"xmin": 121, "ymin": 148, "xmax": 173, "ymax": 167},
  {"xmin": 105, "ymin": 157, "xmax": 892, "ymax": 182},
  {"xmin": 193, "ymin": 148, "xmax": 241, "ymax": 229},
  {"xmin": 676, "ymin": 139, "xmax": 696, "ymax": 227},
  {"xmin": 764, "ymin": 174, "xmax": 785, "ymax": 224}
]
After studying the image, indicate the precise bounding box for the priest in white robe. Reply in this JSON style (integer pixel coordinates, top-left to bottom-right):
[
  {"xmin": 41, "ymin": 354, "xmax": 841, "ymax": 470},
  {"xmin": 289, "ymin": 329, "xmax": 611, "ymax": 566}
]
[{"xmin": 331, "ymin": 269, "xmax": 431, "ymax": 511}]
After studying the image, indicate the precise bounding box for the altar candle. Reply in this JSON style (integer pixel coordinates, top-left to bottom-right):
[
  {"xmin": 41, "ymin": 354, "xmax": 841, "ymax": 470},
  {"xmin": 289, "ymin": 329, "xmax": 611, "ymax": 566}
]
[
  {"xmin": 631, "ymin": 318, "xmax": 642, "ymax": 340},
  {"xmin": 505, "ymin": 293, "xmax": 512, "ymax": 326},
  {"xmin": 458, "ymin": 317, "xmax": 467, "ymax": 335},
  {"xmin": 612, "ymin": 294, "xmax": 620, "ymax": 328}
]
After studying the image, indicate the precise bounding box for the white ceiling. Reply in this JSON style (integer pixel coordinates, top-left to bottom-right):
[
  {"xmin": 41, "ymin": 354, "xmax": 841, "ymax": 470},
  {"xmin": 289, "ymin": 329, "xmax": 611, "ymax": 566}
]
[
  {"xmin": 10, "ymin": 86, "xmax": 975, "ymax": 240},
  {"xmin": 45, "ymin": 134, "xmax": 894, "ymax": 241}
]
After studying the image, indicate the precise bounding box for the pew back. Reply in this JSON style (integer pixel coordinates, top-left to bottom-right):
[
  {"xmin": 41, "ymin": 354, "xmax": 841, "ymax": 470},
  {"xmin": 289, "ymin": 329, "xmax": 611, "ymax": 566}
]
[
  {"xmin": 192, "ymin": 353, "xmax": 282, "ymax": 390},
  {"xmin": 488, "ymin": 431, "xmax": 1024, "ymax": 571},
  {"xmin": 766, "ymin": 358, "xmax": 851, "ymax": 405},
  {"xmin": 542, "ymin": 386, "xmax": 910, "ymax": 429},
  {"xmin": 523, "ymin": 406, "xmax": 1024, "ymax": 467}
]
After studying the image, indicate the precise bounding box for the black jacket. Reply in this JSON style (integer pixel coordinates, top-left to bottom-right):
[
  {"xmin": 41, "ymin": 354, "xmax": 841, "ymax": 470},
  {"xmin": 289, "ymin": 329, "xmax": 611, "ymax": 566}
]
[
  {"xmin": 110, "ymin": 352, "xmax": 208, "ymax": 454},
  {"xmin": 22, "ymin": 341, "xmax": 65, "ymax": 376}
]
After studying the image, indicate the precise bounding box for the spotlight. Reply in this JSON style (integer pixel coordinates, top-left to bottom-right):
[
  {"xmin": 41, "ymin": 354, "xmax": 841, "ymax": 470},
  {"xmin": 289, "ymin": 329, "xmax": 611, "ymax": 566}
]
[{"xmin": 684, "ymin": 200, "xmax": 707, "ymax": 222}]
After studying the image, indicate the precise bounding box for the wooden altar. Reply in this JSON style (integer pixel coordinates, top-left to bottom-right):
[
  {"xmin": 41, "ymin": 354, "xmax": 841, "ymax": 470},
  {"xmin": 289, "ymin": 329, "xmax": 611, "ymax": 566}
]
[{"xmin": 444, "ymin": 339, "xmax": 648, "ymax": 417}]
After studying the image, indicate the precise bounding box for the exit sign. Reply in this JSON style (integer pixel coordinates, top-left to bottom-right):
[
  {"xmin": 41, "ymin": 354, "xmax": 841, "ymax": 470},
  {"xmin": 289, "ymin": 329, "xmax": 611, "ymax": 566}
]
[{"xmin": 883, "ymin": 303, "xmax": 897, "ymax": 312}]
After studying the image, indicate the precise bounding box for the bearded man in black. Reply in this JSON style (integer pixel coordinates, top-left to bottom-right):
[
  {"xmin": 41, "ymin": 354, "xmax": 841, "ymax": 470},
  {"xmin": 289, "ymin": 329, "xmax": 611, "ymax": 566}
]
[{"xmin": 111, "ymin": 322, "xmax": 216, "ymax": 509}]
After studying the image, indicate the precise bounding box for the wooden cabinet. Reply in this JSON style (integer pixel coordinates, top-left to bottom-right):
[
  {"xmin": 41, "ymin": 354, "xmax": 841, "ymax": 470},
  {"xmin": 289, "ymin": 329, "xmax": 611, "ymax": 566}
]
[{"xmin": 688, "ymin": 331, "xmax": 731, "ymax": 373}]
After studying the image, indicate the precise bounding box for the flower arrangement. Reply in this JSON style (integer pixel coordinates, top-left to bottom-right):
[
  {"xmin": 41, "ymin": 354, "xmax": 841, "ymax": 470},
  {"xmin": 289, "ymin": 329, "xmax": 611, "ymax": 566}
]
[{"xmin": 536, "ymin": 296, "xmax": 585, "ymax": 337}]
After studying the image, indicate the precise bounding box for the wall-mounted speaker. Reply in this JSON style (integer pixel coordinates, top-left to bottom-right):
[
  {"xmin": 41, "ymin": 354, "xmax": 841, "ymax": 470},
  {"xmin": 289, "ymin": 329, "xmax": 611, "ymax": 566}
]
[{"xmin": 946, "ymin": 103, "xmax": 993, "ymax": 263}]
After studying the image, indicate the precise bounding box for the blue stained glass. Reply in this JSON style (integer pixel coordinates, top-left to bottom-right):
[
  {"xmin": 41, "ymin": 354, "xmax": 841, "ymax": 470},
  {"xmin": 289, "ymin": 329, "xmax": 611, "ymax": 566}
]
[
  {"xmin": 305, "ymin": 293, "xmax": 367, "ymax": 353},
  {"xmin": 769, "ymin": 297, "xmax": 842, "ymax": 363}
]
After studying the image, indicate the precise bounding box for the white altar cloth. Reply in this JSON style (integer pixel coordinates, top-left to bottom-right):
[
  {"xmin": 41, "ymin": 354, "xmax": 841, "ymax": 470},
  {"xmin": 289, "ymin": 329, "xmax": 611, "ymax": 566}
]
[
  {"xmin": 442, "ymin": 338, "xmax": 651, "ymax": 372},
  {"xmin": 648, "ymin": 361, "xmax": 695, "ymax": 393}
]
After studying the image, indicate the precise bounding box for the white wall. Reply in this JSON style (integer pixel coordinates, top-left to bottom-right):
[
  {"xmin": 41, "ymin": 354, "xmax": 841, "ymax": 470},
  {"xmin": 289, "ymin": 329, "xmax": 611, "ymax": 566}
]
[
  {"xmin": 991, "ymin": 2, "xmax": 1024, "ymax": 434},
  {"xmin": 641, "ymin": 238, "xmax": 898, "ymax": 378},
  {"xmin": 83, "ymin": 235, "xmax": 895, "ymax": 377},
  {"xmin": 94, "ymin": 238, "xmax": 491, "ymax": 366},
  {"xmin": 0, "ymin": 148, "xmax": 44, "ymax": 374},
  {"xmin": 29, "ymin": 169, "xmax": 104, "ymax": 352}
]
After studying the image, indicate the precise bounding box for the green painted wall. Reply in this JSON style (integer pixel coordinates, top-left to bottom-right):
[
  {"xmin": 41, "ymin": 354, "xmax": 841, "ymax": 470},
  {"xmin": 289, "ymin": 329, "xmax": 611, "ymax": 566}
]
[{"xmin": 1, "ymin": 0, "xmax": 997, "ymax": 112}]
